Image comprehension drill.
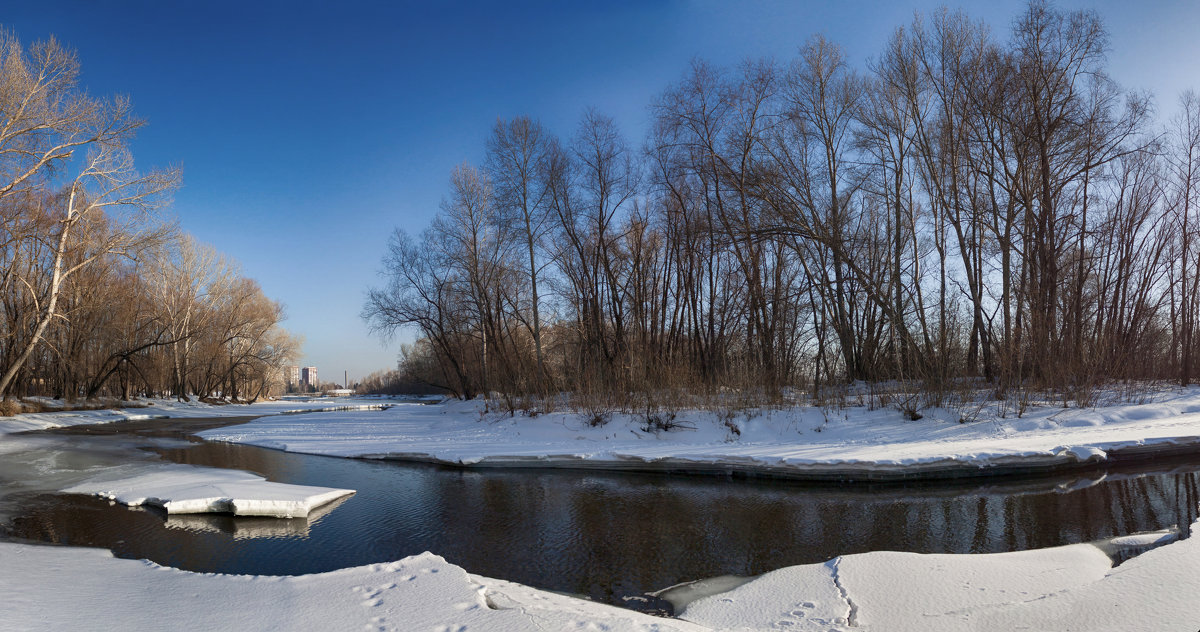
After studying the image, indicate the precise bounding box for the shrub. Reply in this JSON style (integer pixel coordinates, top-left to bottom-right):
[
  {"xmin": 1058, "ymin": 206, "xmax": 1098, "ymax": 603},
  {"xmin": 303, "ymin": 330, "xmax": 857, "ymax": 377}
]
[{"xmin": 0, "ymin": 400, "xmax": 21, "ymax": 416}]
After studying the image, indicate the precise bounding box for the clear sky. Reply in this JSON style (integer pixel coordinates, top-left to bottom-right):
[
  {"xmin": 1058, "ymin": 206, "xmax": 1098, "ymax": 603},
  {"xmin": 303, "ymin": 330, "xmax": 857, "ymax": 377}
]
[{"xmin": 5, "ymin": 0, "xmax": 1199, "ymax": 382}]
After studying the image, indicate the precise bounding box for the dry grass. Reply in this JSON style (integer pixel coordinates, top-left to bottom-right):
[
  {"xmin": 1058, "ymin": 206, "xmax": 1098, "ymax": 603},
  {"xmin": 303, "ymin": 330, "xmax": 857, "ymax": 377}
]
[
  {"xmin": 0, "ymin": 400, "xmax": 20, "ymax": 416},
  {"xmin": 0, "ymin": 397, "xmax": 148, "ymax": 417}
]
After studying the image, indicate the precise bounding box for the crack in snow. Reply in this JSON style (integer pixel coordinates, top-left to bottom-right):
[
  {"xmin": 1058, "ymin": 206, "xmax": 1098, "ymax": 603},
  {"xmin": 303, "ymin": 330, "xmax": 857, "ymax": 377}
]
[
  {"xmin": 511, "ymin": 603, "xmax": 554, "ymax": 632},
  {"xmin": 829, "ymin": 556, "xmax": 859, "ymax": 627}
]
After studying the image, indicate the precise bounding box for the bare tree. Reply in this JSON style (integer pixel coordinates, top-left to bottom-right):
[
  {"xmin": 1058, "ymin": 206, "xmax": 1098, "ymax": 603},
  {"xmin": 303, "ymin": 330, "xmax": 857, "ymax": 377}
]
[
  {"xmin": 486, "ymin": 117, "xmax": 553, "ymax": 392},
  {"xmin": 146, "ymin": 235, "xmax": 235, "ymax": 400},
  {"xmin": 364, "ymin": 1, "xmax": 1192, "ymax": 411},
  {"xmin": 1003, "ymin": 1, "xmax": 1149, "ymax": 384},
  {"xmin": 0, "ymin": 31, "xmax": 179, "ymax": 398},
  {"xmin": 1168, "ymin": 92, "xmax": 1200, "ymax": 384}
]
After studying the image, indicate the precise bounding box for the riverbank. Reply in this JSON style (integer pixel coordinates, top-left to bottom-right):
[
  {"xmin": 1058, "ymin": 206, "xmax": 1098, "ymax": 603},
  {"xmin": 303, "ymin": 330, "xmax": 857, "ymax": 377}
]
[
  {"xmin": 12, "ymin": 390, "xmax": 1200, "ymax": 483},
  {"xmin": 2, "ymin": 518, "xmax": 1195, "ymax": 631},
  {"xmin": 5, "ymin": 392, "xmax": 1200, "ymax": 630},
  {"xmin": 0, "ymin": 542, "xmax": 706, "ymax": 631},
  {"xmin": 198, "ymin": 388, "xmax": 1200, "ymax": 482}
]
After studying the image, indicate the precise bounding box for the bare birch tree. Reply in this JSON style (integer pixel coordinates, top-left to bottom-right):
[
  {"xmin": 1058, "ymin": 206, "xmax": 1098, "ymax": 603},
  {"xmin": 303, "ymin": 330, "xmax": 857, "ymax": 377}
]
[{"xmin": 0, "ymin": 31, "xmax": 179, "ymax": 398}]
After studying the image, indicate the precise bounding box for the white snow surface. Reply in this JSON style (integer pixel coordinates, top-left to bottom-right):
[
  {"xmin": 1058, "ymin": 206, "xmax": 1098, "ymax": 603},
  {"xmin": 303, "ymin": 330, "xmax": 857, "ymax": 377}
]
[
  {"xmin": 4, "ymin": 524, "xmax": 1199, "ymax": 631},
  {"xmin": 197, "ymin": 389, "xmax": 1200, "ymax": 478},
  {"xmin": 679, "ymin": 531, "xmax": 1200, "ymax": 631},
  {"xmin": 0, "ymin": 543, "xmax": 704, "ymax": 632},
  {"xmin": 62, "ymin": 466, "xmax": 354, "ymax": 517}
]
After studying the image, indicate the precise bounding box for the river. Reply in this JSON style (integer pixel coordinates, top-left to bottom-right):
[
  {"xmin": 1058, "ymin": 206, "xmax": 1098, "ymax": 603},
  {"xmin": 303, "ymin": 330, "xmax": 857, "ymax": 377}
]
[{"xmin": 3, "ymin": 414, "xmax": 1198, "ymax": 615}]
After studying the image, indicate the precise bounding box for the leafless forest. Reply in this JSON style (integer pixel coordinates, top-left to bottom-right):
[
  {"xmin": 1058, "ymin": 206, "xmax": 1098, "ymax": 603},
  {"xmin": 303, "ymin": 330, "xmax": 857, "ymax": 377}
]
[
  {"xmin": 365, "ymin": 3, "xmax": 1200, "ymax": 412},
  {"xmin": 0, "ymin": 32, "xmax": 298, "ymax": 406}
]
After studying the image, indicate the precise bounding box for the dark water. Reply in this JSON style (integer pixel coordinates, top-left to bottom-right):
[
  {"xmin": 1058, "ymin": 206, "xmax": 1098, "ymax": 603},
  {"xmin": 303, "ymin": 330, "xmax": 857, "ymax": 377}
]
[{"xmin": 4, "ymin": 417, "xmax": 1200, "ymax": 615}]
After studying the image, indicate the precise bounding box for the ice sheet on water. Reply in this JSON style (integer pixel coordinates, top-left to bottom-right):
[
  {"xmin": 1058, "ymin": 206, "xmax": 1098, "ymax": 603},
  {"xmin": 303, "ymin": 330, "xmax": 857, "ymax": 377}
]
[
  {"xmin": 164, "ymin": 493, "xmax": 350, "ymax": 538},
  {"xmin": 64, "ymin": 465, "xmax": 354, "ymax": 517},
  {"xmin": 653, "ymin": 574, "xmax": 756, "ymax": 613},
  {"xmin": 0, "ymin": 434, "xmax": 167, "ymax": 523}
]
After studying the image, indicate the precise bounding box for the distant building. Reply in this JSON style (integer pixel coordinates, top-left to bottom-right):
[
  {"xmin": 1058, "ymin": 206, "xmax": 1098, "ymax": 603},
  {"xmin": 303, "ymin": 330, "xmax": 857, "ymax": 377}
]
[
  {"xmin": 301, "ymin": 366, "xmax": 318, "ymax": 389},
  {"xmin": 284, "ymin": 366, "xmax": 300, "ymax": 388}
]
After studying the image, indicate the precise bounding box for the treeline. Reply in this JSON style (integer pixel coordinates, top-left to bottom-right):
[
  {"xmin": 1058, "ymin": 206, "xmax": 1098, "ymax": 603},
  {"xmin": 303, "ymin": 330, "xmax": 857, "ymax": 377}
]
[
  {"xmin": 355, "ymin": 366, "xmax": 448, "ymax": 396},
  {"xmin": 366, "ymin": 2, "xmax": 1200, "ymax": 403},
  {"xmin": 0, "ymin": 31, "xmax": 298, "ymax": 402}
]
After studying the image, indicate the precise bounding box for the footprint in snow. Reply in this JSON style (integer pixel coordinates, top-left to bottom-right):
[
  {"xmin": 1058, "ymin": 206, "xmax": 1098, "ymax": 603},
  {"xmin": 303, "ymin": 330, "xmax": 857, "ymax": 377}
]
[
  {"xmin": 355, "ymin": 583, "xmax": 398, "ymax": 608},
  {"xmin": 772, "ymin": 601, "xmax": 823, "ymax": 629}
]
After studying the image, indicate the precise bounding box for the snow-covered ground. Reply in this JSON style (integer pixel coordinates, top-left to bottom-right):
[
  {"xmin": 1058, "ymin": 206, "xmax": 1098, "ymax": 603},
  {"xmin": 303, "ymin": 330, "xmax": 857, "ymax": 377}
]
[
  {"xmin": 677, "ymin": 528, "xmax": 1198, "ymax": 631},
  {"xmin": 2, "ymin": 523, "xmax": 1196, "ymax": 631},
  {"xmin": 0, "ymin": 542, "xmax": 706, "ymax": 631},
  {"xmin": 198, "ymin": 389, "xmax": 1200, "ymax": 480},
  {"xmin": 5, "ymin": 391, "xmax": 1200, "ymax": 630}
]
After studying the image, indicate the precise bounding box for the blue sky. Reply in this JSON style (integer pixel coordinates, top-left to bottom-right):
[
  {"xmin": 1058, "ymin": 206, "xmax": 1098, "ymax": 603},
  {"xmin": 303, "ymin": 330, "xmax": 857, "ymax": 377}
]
[{"xmin": 6, "ymin": 1, "xmax": 1199, "ymax": 381}]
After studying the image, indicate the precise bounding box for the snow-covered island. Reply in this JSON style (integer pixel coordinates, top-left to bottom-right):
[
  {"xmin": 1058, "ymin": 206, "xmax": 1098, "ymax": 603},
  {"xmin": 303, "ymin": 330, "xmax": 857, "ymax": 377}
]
[{"xmin": 3, "ymin": 392, "xmax": 1200, "ymax": 630}]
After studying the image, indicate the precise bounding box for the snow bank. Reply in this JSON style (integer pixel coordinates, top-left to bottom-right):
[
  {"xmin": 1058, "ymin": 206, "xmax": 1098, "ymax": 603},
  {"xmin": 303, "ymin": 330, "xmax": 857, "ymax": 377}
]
[
  {"xmin": 199, "ymin": 389, "xmax": 1200, "ymax": 480},
  {"xmin": 4, "ymin": 522, "xmax": 1199, "ymax": 631},
  {"xmin": 679, "ymin": 527, "xmax": 1200, "ymax": 631},
  {"xmin": 11, "ymin": 388, "xmax": 1200, "ymax": 480},
  {"xmin": 0, "ymin": 543, "xmax": 704, "ymax": 632},
  {"xmin": 63, "ymin": 466, "xmax": 354, "ymax": 518}
]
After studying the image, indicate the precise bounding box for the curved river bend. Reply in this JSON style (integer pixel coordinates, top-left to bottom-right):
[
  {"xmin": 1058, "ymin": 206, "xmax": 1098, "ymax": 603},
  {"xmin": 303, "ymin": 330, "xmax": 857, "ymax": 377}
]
[{"xmin": 3, "ymin": 415, "xmax": 1199, "ymax": 615}]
